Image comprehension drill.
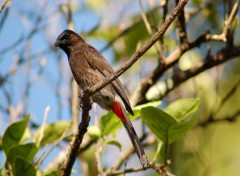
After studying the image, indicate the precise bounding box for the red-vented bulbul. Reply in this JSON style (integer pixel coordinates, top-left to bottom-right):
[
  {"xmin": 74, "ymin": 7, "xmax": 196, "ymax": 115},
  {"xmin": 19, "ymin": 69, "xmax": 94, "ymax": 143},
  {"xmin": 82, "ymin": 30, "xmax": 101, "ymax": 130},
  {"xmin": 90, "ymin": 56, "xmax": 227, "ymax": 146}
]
[{"xmin": 54, "ymin": 29, "xmax": 149, "ymax": 168}]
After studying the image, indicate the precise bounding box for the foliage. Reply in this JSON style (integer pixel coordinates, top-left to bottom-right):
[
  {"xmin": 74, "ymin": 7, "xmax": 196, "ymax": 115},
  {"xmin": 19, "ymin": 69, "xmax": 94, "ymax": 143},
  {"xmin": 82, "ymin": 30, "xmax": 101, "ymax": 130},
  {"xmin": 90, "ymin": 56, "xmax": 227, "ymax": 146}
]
[
  {"xmin": 0, "ymin": 0, "xmax": 240, "ymax": 175},
  {"xmin": 0, "ymin": 99, "xmax": 199, "ymax": 175},
  {"xmin": 0, "ymin": 116, "xmax": 71, "ymax": 176}
]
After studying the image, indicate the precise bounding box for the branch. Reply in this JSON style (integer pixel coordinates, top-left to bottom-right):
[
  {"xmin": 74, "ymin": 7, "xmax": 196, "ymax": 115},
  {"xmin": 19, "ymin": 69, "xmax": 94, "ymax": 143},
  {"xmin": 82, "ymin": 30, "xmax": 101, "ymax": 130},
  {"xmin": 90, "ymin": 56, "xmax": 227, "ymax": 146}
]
[
  {"xmin": 104, "ymin": 134, "xmax": 158, "ymax": 175},
  {"xmin": 86, "ymin": 0, "xmax": 189, "ymax": 97},
  {"xmin": 132, "ymin": 1, "xmax": 240, "ymax": 105},
  {"xmin": 175, "ymin": 0, "xmax": 188, "ymax": 44},
  {"xmin": 198, "ymin": 110, "xmax": 240, "ymax": 127},
  {"xmin": 197, "ymin": 79, "xmax": 240, "ymax": 127},
  {"xmin": 168, "ymin": 46, "xmax": 240, "ymax": 96},
  {"xmin": 213, "ymin": 79, "xmax": 240, "ymax": 116},
  {"xmin": 61, "ymin": 94, "xmax": 91, "ymax": 176},
  {"xmin": 99, "ymin": 5, "xmax": 162, "ymax": 53},
  {"xmin": 104, "ymin": 161, "xmax": 173, "ymax": 176},
  {"xmin": 205, "ymin": 0, "xmax": 240, "ymax": 42},
  {"xmin": 61, "ymin": 1, "xmax": 189, "ymax": 175},
  {"xmin": 147, "ymin": 46, "xmax": 240, "ymax": 101},
  {"xmin": 132, "ymin": 31, "xmax": 210, "ymax": 105},
  {"xmin": 134, "ymin": 45, "xmax": 240, "ymax": 104},
  {"xmin": 100, "ymin": 18, "xmax": 142, "ymax": 53}
]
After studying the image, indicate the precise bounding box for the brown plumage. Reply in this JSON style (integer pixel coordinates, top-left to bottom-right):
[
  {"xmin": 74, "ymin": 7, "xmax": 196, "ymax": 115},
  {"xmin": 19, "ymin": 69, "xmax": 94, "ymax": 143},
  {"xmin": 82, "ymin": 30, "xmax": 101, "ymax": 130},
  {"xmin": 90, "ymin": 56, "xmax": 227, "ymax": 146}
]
[{"xmin": 54, "ymin": 29, "xmax": 149, "ymax": 168}]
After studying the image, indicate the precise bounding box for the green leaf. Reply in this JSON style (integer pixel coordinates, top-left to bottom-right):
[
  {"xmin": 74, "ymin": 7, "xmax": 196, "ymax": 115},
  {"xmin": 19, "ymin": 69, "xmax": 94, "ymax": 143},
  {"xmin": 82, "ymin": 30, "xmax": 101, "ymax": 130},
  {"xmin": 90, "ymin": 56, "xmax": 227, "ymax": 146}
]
[
  {"xmin": 100, "ymin": 101, "xmax": 161, "ymax": 136},
  {"xmin": 86, "ymin": 0, "xmax": 104, "ymax": 11},
  {"xmin": 168, "ymin": 113, "xmax": 198, "ymax": 143},
  {"xmin": 7, "ymin": 143, "xmax": 38, "ymax": 165},
  {"xmin": 14, "ymin": 157, "xmax": 36, "ymax": 176},
  {"xmin": 88, "ymin": 125, "xmax": 102, "ymax": 140},
  {"xmin": 141, "ymin": 106, "xmax": 176, "ymax": 143},
  {"xmin": 124, "ymin": 22, "xmax": 148, "ymax": 56},
  {"xmin": 105, "ymin": 140, "xmax": 122, "ymax": 151},
  {"xmin": 165, "ymin": 98, "xmax": 200, "ymax": 122},
  {"xmin": 100, "ymin": 112, "xmax": 121, "ymax": 136},
  {"xmin": 20, "ymin": 127, "xmax": 31, "ymax": 144},
  {"xmin": 0, "ymin": 136, "xmax": 2, "ymax": 150},
  {"xmin": 42, "ymin": 170, "xmax": 61, "ymax": 176},
  {"xmin": 153, "ymin": 140, "xmax": 163, "ymax": 162},
  {"xmin": 133, "ymin": 100, "xmax": 161, "ymax": 117},
  {"xmin": 34, "ymin": 121, "xmax": 71, "ymax": 148},
  {"xmin": 142, "ymin": 106, "xmax": 199, "ymax": 144},
  {"xmin": 2, "ymin": 115, "xmax": 30, "ymax": 154}
]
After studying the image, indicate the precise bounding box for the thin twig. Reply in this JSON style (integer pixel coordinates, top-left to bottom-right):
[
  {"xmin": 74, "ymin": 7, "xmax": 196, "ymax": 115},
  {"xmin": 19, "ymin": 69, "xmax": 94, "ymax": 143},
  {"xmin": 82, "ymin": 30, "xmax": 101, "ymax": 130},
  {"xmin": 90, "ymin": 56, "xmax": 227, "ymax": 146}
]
[
  {"xmin": 175, "ymin": 0, "xmax": 188, "ymax": 44},
  {"xmin": 214, "ymin": 79, "xmax": 240, "ymax": 115},
  {"xmin": 205, "ymin": 0, "xmax": 240, "ymax": 42},
  {"xmin": 142, "ymin": 46, "xmax": 240, "ymax": 103},
  {"xmin": 131, "ymin": 0, "xmax": 239, "ymax": 105},
  {"xmin": 87, "ymin": 0, "xmax": 189, "ymax": 97},
  {"xmin": 104, "ymin": 161, "xmax": 173, "ymax": 176},
  {"xmin": 198, "ymin": 110, "xmax": 240, "ymax": 127},
  {"xmin": 37, "ymin": 106, "xmax": 50, "ymax": 147},
  {"xmin": 0, "ymin": 0, "xmax": 10, "ymax": 13},
  {"xmin": 167, "ymin": 46, "xmax": 240, "ymax": 98},
  {"xmin": 133, "ymin": 10, "xmax": 240, "ymax": 105}
]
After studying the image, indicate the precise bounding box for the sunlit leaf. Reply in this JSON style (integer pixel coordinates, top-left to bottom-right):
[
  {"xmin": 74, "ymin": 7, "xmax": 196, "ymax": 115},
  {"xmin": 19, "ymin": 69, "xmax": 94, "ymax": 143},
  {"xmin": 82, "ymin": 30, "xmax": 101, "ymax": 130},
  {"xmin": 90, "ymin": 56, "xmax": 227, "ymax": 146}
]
[
  {"xmin": 168, "ymin": 113, "xmax": 199, "ymax": 143},
  {"xmin": 105, "ymin": 140, "xmax": 122, "ymax": 151},
  {"xmin": 88, "ymin": 125, "xmax": 102, "ymax": 140},
  {"xmin": 133, "ymin": 100, "xmax": 161, "ymax": 117},
  {"xmin": 34, "ymin": 121, "xmax": 71, "ymax": 148},
  {"xmin": 165, "ymin": 98, "xmax": 200, "ymax": 122},
  {"xmin": 100, "ymin": 112, "xmax": 122, "ymax": 136},
  {"xmin": 86, "ymin": 0, "xmax": 104, "ymax": 11},
  {"xmin": 152, "ymin": 140, "xmax": 163, "ymax": 162},
  {"xmin": 42, "ymin": 170, "xmax": 61, "ymax": 176},
  {"xmin": 2, "ymin": 115, "xmax": 30, "ymax": 154}
]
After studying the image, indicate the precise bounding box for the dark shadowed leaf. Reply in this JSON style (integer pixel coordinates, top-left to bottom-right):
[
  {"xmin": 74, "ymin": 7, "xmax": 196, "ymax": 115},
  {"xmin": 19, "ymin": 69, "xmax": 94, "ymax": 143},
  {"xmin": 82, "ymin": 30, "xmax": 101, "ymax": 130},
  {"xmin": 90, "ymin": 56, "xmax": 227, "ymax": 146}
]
[
  {"xmin": 7, "ymin": 143, "xmax": 38, "ymax": 165},
  {"xmin": 0, "ymin": 136, "xmax": 2, "ymax": 150},
  {"xmin": 14, "ymin": 157, "xmax": 36, "ymax": 176}
]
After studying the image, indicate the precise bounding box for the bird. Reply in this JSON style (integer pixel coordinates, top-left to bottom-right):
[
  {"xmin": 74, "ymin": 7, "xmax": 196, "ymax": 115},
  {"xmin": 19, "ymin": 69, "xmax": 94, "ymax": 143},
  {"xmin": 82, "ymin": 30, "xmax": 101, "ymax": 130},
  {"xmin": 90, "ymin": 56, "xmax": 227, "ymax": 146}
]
[{"xmin": 54, "ymin": 29, "xmax": 149, "ymax": 168}]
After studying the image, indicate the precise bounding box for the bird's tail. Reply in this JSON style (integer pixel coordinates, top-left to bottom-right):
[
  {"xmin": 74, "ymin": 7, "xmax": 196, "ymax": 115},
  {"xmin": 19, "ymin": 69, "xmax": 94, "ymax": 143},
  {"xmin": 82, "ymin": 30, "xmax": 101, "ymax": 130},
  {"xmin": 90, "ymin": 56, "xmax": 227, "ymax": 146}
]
[{"xmin": 111, "ymin": 101, "xmax": 149, "ymax": 168}]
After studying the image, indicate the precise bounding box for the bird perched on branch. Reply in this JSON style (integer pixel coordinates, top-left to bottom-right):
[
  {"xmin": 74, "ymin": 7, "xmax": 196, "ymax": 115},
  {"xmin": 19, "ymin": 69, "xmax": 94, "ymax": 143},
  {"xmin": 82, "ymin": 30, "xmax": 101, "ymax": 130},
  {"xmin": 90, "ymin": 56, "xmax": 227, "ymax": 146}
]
[{"xmin": 54, "ymin": 29, "xmax": 149, "ymax": 168}]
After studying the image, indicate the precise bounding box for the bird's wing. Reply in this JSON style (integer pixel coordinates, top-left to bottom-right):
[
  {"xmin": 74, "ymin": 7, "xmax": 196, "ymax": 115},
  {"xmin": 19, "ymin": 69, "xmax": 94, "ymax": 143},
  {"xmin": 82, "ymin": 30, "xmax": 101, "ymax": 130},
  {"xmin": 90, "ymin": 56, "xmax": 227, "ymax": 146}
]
[{"xmin": 83, "ymin": 44, "xmax": 134, "ymax": 115}]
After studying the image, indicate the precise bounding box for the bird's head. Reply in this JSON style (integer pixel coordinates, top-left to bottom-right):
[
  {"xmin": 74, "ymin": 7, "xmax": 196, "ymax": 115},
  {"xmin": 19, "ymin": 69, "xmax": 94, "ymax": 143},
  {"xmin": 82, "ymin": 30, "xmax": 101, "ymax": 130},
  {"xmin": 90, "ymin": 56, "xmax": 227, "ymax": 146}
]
[{"xmin": 54, "ymin": 30, "xmax": 85, "ymax": 57}]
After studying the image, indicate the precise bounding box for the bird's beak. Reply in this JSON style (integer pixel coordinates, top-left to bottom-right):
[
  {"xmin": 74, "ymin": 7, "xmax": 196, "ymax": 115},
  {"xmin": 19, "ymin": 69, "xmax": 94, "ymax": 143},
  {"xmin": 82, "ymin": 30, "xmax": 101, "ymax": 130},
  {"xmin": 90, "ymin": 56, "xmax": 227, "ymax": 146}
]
[{"xmin": 54, "ymin": 40, "xmax": 61, "ymax": 48}]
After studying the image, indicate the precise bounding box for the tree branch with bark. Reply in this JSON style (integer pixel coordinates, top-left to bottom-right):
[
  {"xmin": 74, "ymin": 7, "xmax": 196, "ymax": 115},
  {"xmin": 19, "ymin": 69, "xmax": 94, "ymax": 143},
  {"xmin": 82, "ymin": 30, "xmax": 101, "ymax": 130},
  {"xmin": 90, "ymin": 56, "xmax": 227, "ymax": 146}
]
[{"xmin": 61, "ymin": 0, "xmax": 189, "ymax": 175}]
